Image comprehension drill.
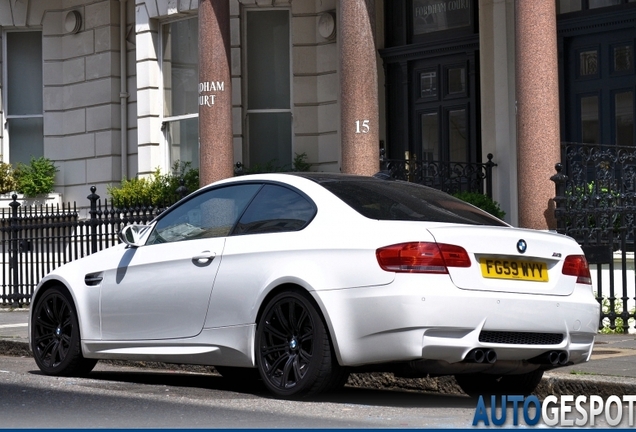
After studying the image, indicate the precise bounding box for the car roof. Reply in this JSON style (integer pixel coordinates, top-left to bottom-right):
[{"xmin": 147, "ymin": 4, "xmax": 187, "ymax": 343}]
[
  {"xmin": 208, "ymin": 171, "xmax": 390, "ymax": 189},
  {"xmin": 288, "ymin": 172, "xmax": 386, "ymax": 183}
]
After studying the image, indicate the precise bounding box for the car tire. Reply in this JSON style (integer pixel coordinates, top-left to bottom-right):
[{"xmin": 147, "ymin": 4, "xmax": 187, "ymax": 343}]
[
  {"xmin": 31, "ymin": 286, "xmax": 97, "ymax": 377},
  {"xmin": 256, "ymin": 290, "xmax": 342, "ymax": 399},
  {"xmin": 454, "ymin": 370, "xmax": 544, "ymax": 397}
]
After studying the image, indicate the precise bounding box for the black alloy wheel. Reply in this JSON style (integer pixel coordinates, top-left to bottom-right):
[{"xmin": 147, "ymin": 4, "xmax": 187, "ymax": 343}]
[
  {"xmin": 256, "ymin": 290, "xmax": 342, "ymax": 398},
  {"xmin": 31, "ymin": 286, "xmax": 97, "ymax": 376}
]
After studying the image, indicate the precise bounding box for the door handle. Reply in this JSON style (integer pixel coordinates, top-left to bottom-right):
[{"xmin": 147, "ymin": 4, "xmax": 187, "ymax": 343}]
[{"xmin": 192, "ymin": 251, "xmax": 216, "ymax": 266}]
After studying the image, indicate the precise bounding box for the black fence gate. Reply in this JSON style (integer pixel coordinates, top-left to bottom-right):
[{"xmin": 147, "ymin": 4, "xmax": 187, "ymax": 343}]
[{"xmin": 552, "ymin": 142, "xmax": 636, "ymax": 332}]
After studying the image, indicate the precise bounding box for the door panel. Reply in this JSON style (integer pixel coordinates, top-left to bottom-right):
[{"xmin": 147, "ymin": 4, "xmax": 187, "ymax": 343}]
[
  {"xmin": 614, "ymin": 89, "xmax": 634, "ymax": 145},
  {"xmin": 100, "ymin": 238, "xmax": 224, "ymax": 340},
  {"xmin": 420, "ymin": 111, "xmax": 439, "ymax": 161},
  {"xmin": 99, "ymin": 183, "xmax": 262, "ymax": 341}
]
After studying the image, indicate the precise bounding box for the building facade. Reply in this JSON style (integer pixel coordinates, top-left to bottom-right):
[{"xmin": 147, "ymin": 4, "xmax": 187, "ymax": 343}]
[{"xmin": 0, "ymin": 0, "xmax": 635, "ymax": 228}]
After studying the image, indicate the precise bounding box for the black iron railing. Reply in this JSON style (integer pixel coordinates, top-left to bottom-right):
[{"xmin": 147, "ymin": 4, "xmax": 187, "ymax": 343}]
[
  {"xmin": 551, "ymin": 142, "xmax": 636, "ymax": 332},
  {"xmin": 0, "ymin": 186, "xmax": 180, "ymax": 307},
  {"xmin": 379, "ymin": 152, "xmax": 497, "ymax": 198}
]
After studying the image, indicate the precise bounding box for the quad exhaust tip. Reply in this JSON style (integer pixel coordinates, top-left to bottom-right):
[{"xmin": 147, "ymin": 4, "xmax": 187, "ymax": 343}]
[
  {"xmin": 465, "ymin": 348, "xmax": 569, "ymax": 366},
  {"xmin": 465, "ymin": 348, "xmax": 497, "ymax": 364},
  {"xmin": 531, "ymin": 350, "xmax": 569, "ymax": 366}
]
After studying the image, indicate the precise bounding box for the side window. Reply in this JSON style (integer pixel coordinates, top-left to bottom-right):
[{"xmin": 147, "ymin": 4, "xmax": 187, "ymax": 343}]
[
  {"xmin": 147, "ymin": 184, "xmax": 262, "ymax": 244},
  {"xmin": 233, "ymin": 185, "xmax": 316, "ymax": 235}
]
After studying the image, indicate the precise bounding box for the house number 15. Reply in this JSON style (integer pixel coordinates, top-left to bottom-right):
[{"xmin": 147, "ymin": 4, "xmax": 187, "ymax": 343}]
[{"xmin": 355, "ymin": 120, "xmax": 370, "ymax": 134}]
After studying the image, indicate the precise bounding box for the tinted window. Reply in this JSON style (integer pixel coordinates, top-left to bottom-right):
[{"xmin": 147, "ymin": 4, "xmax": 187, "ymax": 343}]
[
  {"xmin": 233, "ymin": 184, "xmax": 316, "ymax": 235},
  {"xmin": 147, "ymin": 184, "xmax": 262, "ymax": 244},
  {"xmin": 319, "ymin": 179, "xmax": 507, "ymax": 226}
]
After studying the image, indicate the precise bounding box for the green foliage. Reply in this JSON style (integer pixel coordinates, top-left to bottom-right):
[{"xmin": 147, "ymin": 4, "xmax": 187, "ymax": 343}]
[
  {"xmin": 242, "ymin": 160, "xmax": 286, "ymax": 174},
  {"xmin": 0, "ymin": 157, "xmax": 17, "ymax": 195},
  {"xmin": 108, "ymin": 176, "xmax": 153, "ymax": 207},
  {"xmin": 149, "ymin": 161, "xmax": 200, "ymax": 205},
  {"xmin": 243, "ymin": 153, "xmax": 312, "ymax": 174},
  {"xmin": 292, "ymin": 153, "xmax": 311, "ymax": 172},
  {"xmin": 565, "ymin": 181, "xmax": 621, "ymax": 231},
  {"xmin": 14, "ymin": 157, "xmax": 58, "ymax": 197},
  {"xmin": 452, "ymin": 191, "xmax": 506, "ymax": 220},
  {"xmin": 108, "ymin": 161, "xmax": 199, "ymax": 207},
  {"xmin": 600, "ymin": 296, "xmax": 634, "ymax": 334}
]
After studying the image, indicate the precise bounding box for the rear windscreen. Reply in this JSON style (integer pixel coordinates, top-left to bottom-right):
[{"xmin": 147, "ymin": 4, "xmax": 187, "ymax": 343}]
[{"xmin": 319, "ymin": 179, "xmax": 507, "ymax": 226}]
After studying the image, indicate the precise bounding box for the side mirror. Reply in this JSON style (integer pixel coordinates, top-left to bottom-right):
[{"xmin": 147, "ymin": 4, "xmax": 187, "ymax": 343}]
[{"xmin": 119, "ymin": 225, "xmax": 151, "ymax": 248}]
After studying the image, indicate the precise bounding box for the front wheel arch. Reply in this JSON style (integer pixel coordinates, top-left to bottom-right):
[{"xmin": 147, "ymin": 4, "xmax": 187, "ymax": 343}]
[{"xmin": 31, "ymin": 283, "xmax": 97, "ymax": 376}]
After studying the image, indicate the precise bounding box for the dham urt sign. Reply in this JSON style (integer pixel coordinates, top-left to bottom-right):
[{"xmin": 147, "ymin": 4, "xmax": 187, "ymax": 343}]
[
  {"xmin": 199, "ymin": 81, "xmax": 225, "ymax": 107},
  {"xmin": 413, "ymin": 0, "xmax": 471, "ymax": 34}
]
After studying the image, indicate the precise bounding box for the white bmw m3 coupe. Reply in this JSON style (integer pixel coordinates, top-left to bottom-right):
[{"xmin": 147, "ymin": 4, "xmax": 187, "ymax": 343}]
[{"xmin": 29, "ymin": 173, "xmax": 600, "ymax": 398}]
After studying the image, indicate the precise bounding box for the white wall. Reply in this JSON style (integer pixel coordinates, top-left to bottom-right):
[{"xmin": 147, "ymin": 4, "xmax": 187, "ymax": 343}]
[{"xmin": 0, "ymin": 0, "xmax": 136, "ymax": 206}]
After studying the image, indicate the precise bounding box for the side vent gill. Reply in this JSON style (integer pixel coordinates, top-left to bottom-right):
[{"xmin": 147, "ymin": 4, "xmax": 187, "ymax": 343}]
[{"xmin": 85, "ymin": 272, "xmax": 103, "ymax": 286}]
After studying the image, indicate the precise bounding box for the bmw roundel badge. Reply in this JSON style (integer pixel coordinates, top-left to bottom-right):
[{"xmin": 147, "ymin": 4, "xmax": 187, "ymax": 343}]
[{"xmin": 517, "ymin": 239, "xmax": 527, "ymax": 254}]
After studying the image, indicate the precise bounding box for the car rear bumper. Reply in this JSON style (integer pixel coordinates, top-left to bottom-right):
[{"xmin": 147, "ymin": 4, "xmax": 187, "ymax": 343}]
[{"xmin": 315, "ymin": 275, "xmax": 599, "ymax": 369}]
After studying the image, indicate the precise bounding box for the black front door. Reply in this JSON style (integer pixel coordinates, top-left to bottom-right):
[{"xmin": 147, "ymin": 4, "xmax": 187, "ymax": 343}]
[
  {"xmin": 563, "ymin": 28, "xmax": 636, "ymax": 145},
  {"xmin": 411, "ymin": 54, "xmax": 478, "ymax": 163}
]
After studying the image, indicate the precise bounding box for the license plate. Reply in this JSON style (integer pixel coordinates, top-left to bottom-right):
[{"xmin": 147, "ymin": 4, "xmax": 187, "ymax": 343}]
[{"xmin": 479, "ymin": 258, "xmax": 549, "ymax": 282}]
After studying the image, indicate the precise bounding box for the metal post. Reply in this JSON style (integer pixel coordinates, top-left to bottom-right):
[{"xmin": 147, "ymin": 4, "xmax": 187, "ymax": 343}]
[
  {"xmin": 485, "ymin": 153, "xmax": 496, "ymax": 199},
  {"xmin": 87, "ymin": 186, "xmax": 100, "ymax": 255},
  {"xmin": 9, "ymin": 195, "xmax": 20, "ymax": 306}
]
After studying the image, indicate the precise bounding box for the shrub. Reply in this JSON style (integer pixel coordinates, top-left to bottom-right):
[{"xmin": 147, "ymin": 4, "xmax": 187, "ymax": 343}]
[
  {"xmin": 600, "ymin": 296, "xmax": 634, "ymax": 334},
  {"xmin": 152, "ymin": 161, "xmax": 199, "ymax": 204},
  {"xmin": 108, "ymin": 176, "xmax": 153, "ymax": 207},
  {"xmin": 292, "ymin": 152, "xmax": 311, "ymax": 172},
  {"xmin": 0, "ymin": 157, "xmax": 17, "ymax": 195},
  {"xmin": 108, "ymin": 161, "xmax": 199, "ymax": 207},
  {"xmin": 14, "ymin": 157, "xmax": 58, "ymax": 197},
  {"xmin": 241, "ymin": 152, "xmax": 312, "ymax": 174},
  {"xmin": 565, "ymin": 181, "xmax": 621, "ymax": 231},
  {"xmin": 452, "ymin": 191, "xmax": 506, "ymax": 219}
]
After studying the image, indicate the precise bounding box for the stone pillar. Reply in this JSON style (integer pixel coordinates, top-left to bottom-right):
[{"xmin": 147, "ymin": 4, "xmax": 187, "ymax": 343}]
[
  {"xmin": 339, "ymin": 0, "xmax": 380, "ymax": 176},
  {"xmin": 198, "ymin": 0, "xmax": 233, "ymax": 186},
  {"xmin": 515, "ymin": 0, "xmax": 560, "ymax": 229}
]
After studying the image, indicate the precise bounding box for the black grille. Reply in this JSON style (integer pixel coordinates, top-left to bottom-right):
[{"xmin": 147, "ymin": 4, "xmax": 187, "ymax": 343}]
[{"xmin": 479, "ymin": 331, "xmax": 564, "ymax": 345}]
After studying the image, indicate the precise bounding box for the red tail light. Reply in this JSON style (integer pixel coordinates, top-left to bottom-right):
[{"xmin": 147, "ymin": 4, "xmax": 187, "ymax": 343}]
[
  {"xmin": 376, "ymin": 242, "xmax": 471, "ymax": 273},
  {"xmin": 562, "ymin": 255, "xmax": 592, "ymax": 285}
]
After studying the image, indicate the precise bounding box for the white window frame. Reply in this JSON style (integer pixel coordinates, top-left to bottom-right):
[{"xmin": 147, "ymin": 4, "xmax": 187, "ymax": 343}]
[
  {"xmin": 2, "ymin": 29, "xmax": 44, "ymax": 163},
  {"xmin": 159, "ymin": 16, "xmax": 199, "ymax": 172}
]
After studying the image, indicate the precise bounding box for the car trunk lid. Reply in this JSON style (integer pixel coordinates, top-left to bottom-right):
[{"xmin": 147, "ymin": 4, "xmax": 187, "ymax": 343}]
[{"xmin": 427, "ymin": 225, "xmax": 582, "ymax": 296}]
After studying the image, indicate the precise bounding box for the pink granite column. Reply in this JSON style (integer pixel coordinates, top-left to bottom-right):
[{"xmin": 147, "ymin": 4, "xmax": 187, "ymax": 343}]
[
  {"xmin": 515, "ymin": 0, "xmax": 560, "ymax": 229},
  {"xmin": 198, "ymin": 0, "xmax": 233, "ymax": 186},
  {"xmin": 339, "ymin": 0, "xmax": 380, "ymax": 176}
]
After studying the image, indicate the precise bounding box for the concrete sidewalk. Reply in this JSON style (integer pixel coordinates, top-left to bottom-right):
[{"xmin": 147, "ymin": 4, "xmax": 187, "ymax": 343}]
[{"xmin": 3, "ymin": 307, "xmax": 636, "ymax": 397}]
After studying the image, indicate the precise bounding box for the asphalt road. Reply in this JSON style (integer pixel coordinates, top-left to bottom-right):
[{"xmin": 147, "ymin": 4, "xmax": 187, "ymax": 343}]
[{"xmin": 0, "ymin": 355, "xmax": 479, "ymax": 429}]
